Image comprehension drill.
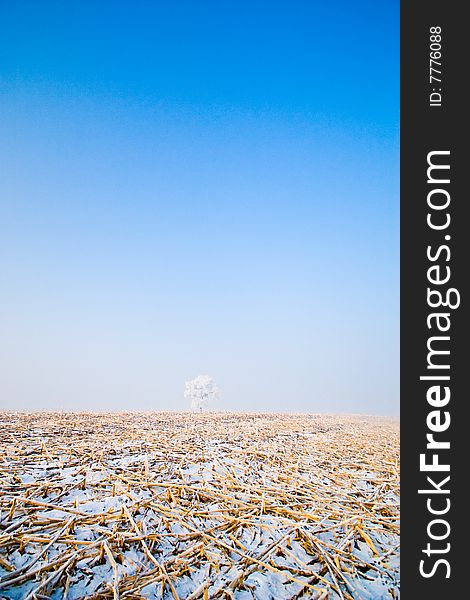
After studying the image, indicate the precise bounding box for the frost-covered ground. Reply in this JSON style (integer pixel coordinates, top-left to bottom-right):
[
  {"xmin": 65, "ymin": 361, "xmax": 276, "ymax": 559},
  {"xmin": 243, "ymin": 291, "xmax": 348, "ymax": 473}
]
[{"xmin": 0, "ymin": 412, "xmax": 399, "ymax": 599}]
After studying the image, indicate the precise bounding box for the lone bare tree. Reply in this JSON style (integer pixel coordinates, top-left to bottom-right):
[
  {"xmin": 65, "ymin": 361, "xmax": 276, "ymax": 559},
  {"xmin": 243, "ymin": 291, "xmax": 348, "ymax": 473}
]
[{"xmin": 184, "ymin": 375, "xmax": 219, "ymax": 412}]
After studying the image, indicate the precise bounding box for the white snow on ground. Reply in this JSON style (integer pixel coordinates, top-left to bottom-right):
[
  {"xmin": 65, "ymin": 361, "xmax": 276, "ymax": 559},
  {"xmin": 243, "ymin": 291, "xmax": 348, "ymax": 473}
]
[{"xmin": 0, "ymin": 412, "xmax": 399, "ymax": 599}]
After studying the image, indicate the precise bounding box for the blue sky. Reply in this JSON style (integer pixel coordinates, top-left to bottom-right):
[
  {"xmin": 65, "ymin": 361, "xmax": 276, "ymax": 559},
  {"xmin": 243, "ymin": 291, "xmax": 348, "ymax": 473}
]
[{"xmin": 0, "ymin": 1, "xmax": 399, "ymax": 413}]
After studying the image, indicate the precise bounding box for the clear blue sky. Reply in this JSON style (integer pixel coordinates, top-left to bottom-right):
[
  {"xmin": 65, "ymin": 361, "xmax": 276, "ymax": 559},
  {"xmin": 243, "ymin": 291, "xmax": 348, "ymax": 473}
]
[{"xmin": 0, "ymin": 1, "xmax": 399, "ymax": 414}]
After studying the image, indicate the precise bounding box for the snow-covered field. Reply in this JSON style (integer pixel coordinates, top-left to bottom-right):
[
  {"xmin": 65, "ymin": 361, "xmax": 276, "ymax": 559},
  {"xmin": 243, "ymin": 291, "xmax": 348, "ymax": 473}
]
[{"xmin": 0, "ymin": 412, "xmax": 399, "ymax": 599}]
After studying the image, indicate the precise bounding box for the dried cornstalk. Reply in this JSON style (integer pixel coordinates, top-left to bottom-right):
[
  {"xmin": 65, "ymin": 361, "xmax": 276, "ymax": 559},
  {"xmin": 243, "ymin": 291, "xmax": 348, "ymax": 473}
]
[{"xmin": 0, "ymin": 411, "xmax": 399, "ymax": 599}]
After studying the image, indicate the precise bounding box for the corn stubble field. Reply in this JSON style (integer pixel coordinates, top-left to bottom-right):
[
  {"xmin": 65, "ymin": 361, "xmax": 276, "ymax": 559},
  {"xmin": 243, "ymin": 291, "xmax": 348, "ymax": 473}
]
[{"xmin": 0, "ymin": 412, "xmax": 399, "ymax": 599}]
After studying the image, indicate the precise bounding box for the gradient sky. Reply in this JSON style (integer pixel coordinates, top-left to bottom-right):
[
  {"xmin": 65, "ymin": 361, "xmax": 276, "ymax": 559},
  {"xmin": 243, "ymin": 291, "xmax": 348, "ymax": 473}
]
[{"xmin": 0, "ymin": 1, "xmax": 399, "ymax": 414}]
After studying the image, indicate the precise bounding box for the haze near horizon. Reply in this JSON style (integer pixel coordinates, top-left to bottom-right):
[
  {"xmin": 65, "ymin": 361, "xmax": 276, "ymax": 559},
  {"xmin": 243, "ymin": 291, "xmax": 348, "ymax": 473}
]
[{"xmin": 0, "ymin": 1, "xmax": 399, "ymax": 414}]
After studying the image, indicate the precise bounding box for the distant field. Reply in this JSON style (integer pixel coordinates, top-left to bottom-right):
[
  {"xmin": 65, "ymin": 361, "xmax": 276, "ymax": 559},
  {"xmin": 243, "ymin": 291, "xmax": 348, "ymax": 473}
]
[{"xmin": 0, "ymin": 412, "xmax": 399, "ymax": 599}]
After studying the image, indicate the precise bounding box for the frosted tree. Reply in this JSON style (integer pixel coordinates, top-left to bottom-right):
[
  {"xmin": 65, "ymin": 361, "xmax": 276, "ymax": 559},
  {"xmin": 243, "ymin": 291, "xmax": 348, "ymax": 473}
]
[{"xmin": 184, "ymin": 375, "xmax": 219, "ymax": 412}]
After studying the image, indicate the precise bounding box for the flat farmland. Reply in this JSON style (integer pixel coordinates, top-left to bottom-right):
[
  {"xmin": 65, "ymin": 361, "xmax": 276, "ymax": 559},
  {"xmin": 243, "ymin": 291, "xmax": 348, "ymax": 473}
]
[{"xmin": 0, "ymin": 412, "xmax": 399, "ymax": 599}]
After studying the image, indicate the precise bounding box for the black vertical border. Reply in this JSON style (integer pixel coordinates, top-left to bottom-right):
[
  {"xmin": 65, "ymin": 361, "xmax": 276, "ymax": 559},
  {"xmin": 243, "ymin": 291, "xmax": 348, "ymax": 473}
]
[{"xmin": 401, "ymin": 1, "xmax": 466, "ymax": 597}]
